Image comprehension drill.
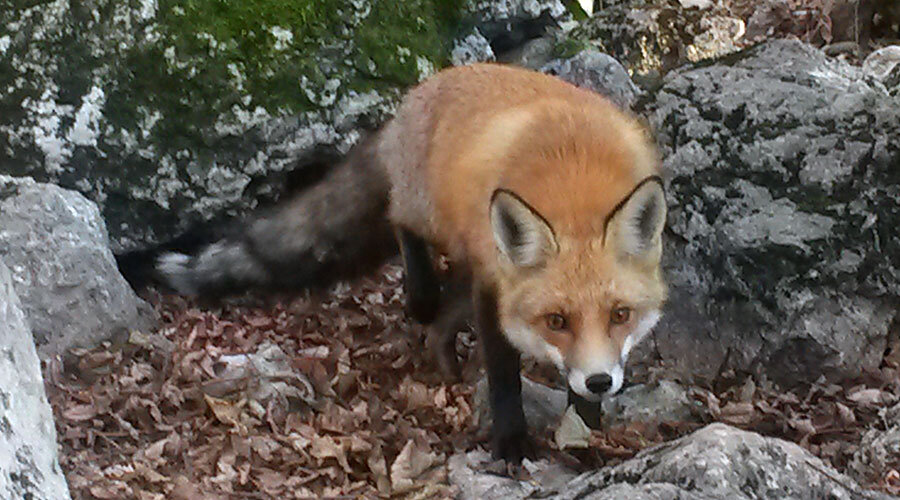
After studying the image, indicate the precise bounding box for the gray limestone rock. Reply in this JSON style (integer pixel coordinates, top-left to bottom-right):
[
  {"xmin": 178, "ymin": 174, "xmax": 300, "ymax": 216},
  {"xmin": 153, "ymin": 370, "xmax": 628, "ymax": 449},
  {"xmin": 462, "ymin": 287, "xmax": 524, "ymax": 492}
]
[
  {"xmin": 468, "ymin": 0, "xmax": 568, "ymax": 55},
  {"xmin": 449, "ymin": 424, "xmax": 890, "ymax": 500},
  {"xmin": 448, "ymin": 449, "xmax": 578, "ymax": 500},
  {"xmin": 0, "ymin": 258, "xmax": 72, "ymax": 500},
  {"xmin": 549, "ymin": 424, "xmax": 892, "ymax": 500},
  {"xmin": 863, "ymin": 46, "xmax": 900, "ymax": 83},
  {"xmin": 451, "ymin": 29, "xmax": 496, "ymax": 66},
  {"xmin": 601, "ymin": 381, "xmax": 695, "ymax": 427},
  {"xmin": 647, "ymin": 39, "xmax": 900, "ymax": 387},
  {"xmin": 0, "ymin": 175, "xmax": 156, "ymax": 358},
  {"xmin": 499, "ymin": 36, "xmax": 557, "ymax": 70},
  {"xmin": 864, "ymin": 45, "xmax": 900, "ymax": 95},
  {"xmin": 542, "ymin": 49, "xmax": 641, "ymax": 109},
  {"xmin": 0, "ymin": 0, "xmax": 404, "ymax": 252},
  {"xmin": 475, "ymin": 378, "xmax": 696, "ymax": 445}
]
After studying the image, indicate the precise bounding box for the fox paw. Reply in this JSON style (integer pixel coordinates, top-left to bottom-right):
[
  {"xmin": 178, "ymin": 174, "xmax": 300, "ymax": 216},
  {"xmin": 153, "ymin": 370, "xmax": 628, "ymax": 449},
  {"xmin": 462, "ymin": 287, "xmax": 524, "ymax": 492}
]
[{"xmin": 491, "ymin": 430, "xmax": 534, "ymax": 465}]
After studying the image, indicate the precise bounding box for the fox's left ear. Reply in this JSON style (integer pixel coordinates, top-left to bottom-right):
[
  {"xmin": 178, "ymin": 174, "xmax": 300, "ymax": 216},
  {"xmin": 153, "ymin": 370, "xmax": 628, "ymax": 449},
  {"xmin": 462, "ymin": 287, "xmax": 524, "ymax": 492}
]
[{"xmin": 605, "ymin": 177, "xmax": 666, "ymax": 260}]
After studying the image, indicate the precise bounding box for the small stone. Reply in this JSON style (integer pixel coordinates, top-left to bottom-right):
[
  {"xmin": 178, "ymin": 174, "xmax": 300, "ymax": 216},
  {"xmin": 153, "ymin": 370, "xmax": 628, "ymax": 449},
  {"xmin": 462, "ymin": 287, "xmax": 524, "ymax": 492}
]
[
  {"xmin": 208, "ymin": 342, "xmax": 316, "ymax": 408},
  {"xmin": 601, "ymin": 380, "xmax": 694, "ymax": 427},
  {"xmin": 554, "ymin": 405, "xmax": 592, "ymax": 449},
  {"xmin": 863, "ymin": 45, "xmax": 900, "ymax": 83},
  {"xmin": 542, "ymin": 49, "xmax": 640, "ymax": 109},
  {"xmin": 475, "ymin": 376, "xmax": 568, "ymax": 432}
]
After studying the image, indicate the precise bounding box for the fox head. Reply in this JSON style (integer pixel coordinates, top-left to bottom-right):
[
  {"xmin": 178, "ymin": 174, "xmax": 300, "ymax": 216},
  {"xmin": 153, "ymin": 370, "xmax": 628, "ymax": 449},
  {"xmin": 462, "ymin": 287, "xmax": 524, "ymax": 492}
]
[{"xmin": 489, "ymin": 178, "xmax": 667, "ymax": 401}]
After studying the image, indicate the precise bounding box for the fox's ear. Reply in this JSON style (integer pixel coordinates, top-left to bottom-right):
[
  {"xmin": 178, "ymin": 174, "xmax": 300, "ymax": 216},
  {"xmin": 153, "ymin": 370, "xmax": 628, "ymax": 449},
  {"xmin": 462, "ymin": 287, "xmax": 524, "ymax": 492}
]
[
  {"xmin": 605, "ymin": 177, "xmax": 666, "ymax": 259},
  {"xmin": 490, "ymin": 190, "xmax": 558, "ymax": 268}
]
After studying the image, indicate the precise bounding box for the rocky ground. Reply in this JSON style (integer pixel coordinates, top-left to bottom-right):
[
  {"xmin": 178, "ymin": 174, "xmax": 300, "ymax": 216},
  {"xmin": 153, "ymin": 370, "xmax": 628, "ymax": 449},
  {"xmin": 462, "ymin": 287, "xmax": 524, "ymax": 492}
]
[{"xmin": 46, "ymin": 262, "xmax": 900, "ymax": 498}]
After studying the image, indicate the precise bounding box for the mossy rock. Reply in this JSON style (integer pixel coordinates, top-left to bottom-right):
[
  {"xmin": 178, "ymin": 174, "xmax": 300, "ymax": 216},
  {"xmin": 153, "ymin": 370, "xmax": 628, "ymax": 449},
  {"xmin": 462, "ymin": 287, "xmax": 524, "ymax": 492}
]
[{"xmin": 0, "ymin": 0, "xmax": 463, "ymax": 252}]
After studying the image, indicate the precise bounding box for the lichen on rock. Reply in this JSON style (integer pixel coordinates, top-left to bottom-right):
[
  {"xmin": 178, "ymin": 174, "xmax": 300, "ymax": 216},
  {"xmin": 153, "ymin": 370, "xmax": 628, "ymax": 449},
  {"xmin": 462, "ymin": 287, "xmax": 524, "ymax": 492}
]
[{"xmin": 648, "ymin": 39, "xmax": 900, "ymax": 387}]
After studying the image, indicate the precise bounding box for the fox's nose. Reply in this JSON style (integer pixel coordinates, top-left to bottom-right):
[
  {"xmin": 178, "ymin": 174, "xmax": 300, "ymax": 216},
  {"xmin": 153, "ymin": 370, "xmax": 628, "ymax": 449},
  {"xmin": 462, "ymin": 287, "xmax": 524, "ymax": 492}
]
[{"xmin": 585, "ymin": 374, "xmax": 612, "ymax": 395}]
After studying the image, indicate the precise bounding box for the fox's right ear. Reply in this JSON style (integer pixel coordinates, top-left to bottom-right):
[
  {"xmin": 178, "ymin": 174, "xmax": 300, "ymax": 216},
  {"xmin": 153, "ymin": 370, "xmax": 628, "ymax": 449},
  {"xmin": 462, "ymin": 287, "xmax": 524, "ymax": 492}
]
[
  {"xmin": 605, "ymin": 177, "xmax": 666, "ymax": 261},
  {"xmin": 490, "ymin": 190, "xmax": 558, "ymax": 268}
]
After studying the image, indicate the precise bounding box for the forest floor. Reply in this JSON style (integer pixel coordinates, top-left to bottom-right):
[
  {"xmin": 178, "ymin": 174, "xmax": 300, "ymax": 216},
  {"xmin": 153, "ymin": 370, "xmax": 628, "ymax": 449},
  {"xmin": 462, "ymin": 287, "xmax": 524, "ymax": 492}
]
[{"xmin": 47, "ymin": 262, "xmax": 900, "ymax": 499}]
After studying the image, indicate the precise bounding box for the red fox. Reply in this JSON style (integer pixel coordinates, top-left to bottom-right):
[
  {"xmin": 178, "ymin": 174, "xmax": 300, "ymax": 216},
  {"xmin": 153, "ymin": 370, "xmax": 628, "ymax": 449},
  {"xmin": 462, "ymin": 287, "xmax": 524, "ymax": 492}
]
[{"xmin": 157, "ymin": 63, "xmax": 667, "ymax": 462}]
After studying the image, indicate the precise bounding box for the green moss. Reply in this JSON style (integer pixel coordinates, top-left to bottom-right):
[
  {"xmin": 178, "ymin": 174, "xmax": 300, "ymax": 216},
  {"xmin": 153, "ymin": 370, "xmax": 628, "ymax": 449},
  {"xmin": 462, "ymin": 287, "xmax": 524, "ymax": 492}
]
[
  {"xmin": 94, "ymin": 0, "xmax": 466, "ymax": 181},
  {"xmin": 135, "ymin": 0, "xmax": 463, "ymax": 114},
  {"xmin": 353, "ymin": 1, "xmax": 459, "ymax": 88},
  {"xmin": 552, "ymin": 37, "xmax": 591, "ymax": 59}
]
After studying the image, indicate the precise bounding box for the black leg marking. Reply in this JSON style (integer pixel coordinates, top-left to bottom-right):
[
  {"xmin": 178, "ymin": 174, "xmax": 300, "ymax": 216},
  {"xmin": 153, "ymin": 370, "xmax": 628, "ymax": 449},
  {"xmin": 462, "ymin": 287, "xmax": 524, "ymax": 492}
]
[
  {"xmin": 474, "ymin": 282, "xmax": 530, "ymax": 463},
  {"xmin": 397, "ymin": 228, "xmax": 441, "ymax": 324}
]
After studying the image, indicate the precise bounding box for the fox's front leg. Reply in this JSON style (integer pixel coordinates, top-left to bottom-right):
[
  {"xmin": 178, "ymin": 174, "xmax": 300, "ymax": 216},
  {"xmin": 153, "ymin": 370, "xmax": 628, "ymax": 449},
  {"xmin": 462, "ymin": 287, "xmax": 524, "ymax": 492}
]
[{"xmin": 474, "ymin": 282, "xmax": 531, "ymax": 463}]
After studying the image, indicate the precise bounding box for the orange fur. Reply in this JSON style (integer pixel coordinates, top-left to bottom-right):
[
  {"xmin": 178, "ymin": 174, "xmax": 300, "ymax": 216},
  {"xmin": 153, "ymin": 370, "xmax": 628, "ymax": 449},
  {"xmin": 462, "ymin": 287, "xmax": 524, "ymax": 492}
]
[
  {"xmin": 386, "ymin": 64, "xmax": 656, "ymax": 266},
  {"xmin": 381, "ymin": 63, "xmax": 666, "ymax": 394}
]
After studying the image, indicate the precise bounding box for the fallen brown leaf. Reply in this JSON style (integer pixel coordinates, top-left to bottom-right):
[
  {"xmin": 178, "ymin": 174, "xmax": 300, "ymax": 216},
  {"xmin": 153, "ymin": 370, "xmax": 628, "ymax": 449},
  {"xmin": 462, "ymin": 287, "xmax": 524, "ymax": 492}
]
[{"xmin": 204, "ymin": 394, "xmax": 243, "ymax": 427}]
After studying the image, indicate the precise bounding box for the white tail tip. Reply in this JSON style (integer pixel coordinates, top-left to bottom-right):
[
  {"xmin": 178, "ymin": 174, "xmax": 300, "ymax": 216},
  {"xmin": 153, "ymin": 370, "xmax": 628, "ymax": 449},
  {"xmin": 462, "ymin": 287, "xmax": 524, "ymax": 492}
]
[{"xmin": 155, "ymin": 252, "xmax": 198, "ymax": 295}]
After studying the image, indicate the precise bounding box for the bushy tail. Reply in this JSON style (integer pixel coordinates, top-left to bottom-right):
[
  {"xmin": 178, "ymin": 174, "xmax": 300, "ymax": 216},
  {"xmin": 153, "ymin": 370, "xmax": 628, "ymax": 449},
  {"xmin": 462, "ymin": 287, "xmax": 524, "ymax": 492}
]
[{"xmin": 155, "ymin": 137, "xmax": 396, "ymax": 296}]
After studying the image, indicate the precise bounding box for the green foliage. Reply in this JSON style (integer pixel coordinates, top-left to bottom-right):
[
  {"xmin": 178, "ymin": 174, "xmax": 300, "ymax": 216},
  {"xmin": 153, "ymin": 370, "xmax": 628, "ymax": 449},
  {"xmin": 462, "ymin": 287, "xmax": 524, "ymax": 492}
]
[{"xmin": 563, "ymin": 0, "xmax": 589, "ymax": 21}]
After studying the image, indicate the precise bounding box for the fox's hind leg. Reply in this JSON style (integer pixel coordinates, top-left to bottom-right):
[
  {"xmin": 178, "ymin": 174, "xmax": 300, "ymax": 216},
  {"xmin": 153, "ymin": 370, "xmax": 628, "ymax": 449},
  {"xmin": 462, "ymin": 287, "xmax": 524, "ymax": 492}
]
[
  {"xmin": 425, "ymin": 273, "xmax": 472, "ymax": 381},
  {"xmin": 397, "ymin": 228, "xmax": 472, "ymax": 380},
  {"xmin": 396, "ymin": 228, "xmax": 441, "ymax": 325}
]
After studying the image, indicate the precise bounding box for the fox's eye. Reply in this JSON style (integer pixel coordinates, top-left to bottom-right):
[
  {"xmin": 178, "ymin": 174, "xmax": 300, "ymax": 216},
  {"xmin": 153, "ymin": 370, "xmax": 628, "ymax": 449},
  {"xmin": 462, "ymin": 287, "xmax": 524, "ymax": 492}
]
[
  {"xmin": 610, "ymin": 307, "xmax": 631, "ymax": 325},
  {"xmin": 545, "ymin": 313, "xmax": 568, "ymax": 331}
]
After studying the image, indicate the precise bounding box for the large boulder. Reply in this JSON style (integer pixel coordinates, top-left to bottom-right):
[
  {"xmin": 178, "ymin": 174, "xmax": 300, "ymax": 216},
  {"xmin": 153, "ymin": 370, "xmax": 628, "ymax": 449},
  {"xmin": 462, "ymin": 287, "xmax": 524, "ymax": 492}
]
[
  {"xmin": 647, "ymin": 40, "xmax": 900, "ymax": 387},
  {"xmin": 0, "ymin": 175, "xmax": 156, "ymax": 358},
  {"xmin": 0, "ymin": 258, "xmax": 72, "ymax": 500},
  {"xmin": 450, "ymin": 423, "xmax": 891, "ymax": 499},
  {"xmin": 0, "ymin": 0, "xmax": 567, "ymax": 254}
]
